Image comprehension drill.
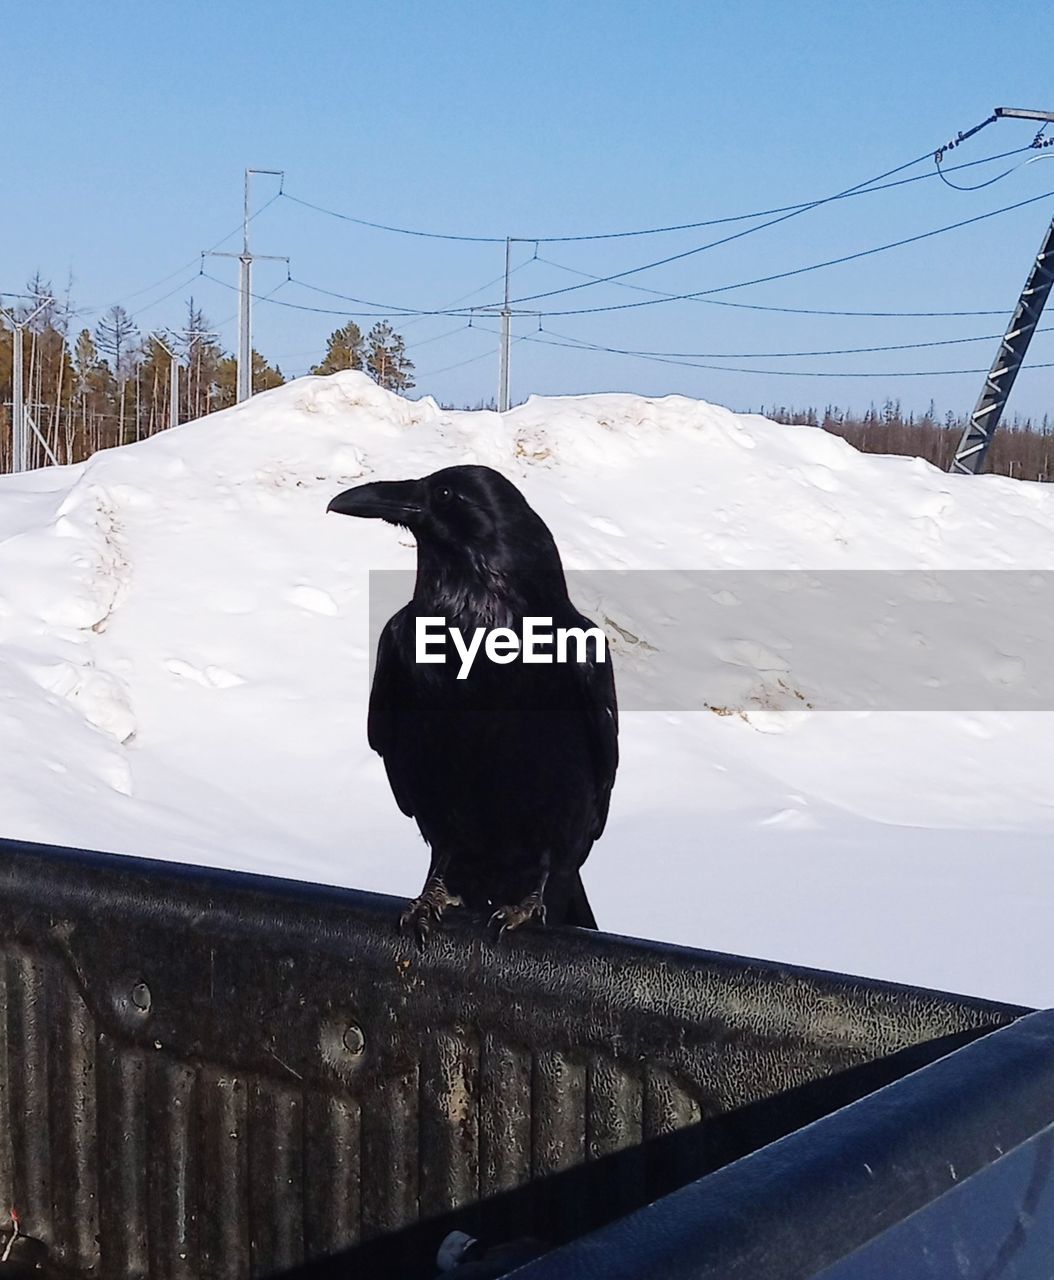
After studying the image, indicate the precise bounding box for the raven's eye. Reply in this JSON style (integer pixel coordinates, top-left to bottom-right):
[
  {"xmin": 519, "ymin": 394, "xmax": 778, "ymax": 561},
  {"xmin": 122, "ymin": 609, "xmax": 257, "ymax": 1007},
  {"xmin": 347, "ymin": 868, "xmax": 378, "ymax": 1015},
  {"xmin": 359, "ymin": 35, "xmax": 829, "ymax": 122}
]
[{"xmin": 433, "ymin": 484, "xmax": 454, "ymax": 506}]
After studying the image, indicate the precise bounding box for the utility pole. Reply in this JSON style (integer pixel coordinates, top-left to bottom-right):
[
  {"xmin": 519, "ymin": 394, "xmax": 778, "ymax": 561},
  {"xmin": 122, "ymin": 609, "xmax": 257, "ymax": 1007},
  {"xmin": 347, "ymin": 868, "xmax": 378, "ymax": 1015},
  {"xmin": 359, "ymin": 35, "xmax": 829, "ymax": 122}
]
[
  {"xmin": 204, "ymin": 168, "xmax": 287, "ymax": 404},
  {"xmin": 1, "ymin": 295, "xmax": 53, "ymax": 474},
  {"xmin": 469, "ymin": 239, "xmax": 539, "ymax": 411},
  {"xmin": 951, "ymin": 106, "xmax": 1054, "ymax": 475},
  {"xmin": 154, "ymin": 325, "xmax": 219, "ymax": 429},
  {"xmin": 154, "ymin": 337, "xmax": 180, "ymax": 430},
  {"xmin": 499, "ymin": 238, "xmax": 512, "ymax": 412}
]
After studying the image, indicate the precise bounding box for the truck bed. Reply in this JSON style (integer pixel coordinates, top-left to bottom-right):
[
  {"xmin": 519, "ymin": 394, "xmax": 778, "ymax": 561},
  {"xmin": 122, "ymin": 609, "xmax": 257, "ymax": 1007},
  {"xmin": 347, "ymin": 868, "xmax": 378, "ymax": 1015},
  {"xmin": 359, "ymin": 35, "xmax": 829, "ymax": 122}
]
[{"xmin": 0, "ymin": 837, "xmax": 1028, "ymax": 1278}]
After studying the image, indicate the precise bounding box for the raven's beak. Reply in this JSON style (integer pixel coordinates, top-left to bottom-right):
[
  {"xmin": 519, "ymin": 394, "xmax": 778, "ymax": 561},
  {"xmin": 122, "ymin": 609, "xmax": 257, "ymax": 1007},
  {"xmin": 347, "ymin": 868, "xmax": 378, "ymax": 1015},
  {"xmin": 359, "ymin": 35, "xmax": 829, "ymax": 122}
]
[{"xmin": 327, "ymin": 479, "xmax": 423, "ymax": 524}]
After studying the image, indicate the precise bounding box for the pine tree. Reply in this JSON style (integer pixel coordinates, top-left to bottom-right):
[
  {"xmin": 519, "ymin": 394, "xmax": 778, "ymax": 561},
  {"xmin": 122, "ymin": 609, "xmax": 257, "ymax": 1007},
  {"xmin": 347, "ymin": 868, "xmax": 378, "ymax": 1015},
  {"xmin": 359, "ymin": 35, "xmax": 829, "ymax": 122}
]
[
  {"xmin": 365, "ymin": 321, "xmax": 415, "ymax": 393},
  {"xmin": 311, "ymin": 322, "xmax": 365, "ymax": 375},
  {"xmin": 214, "ymin": 350, "xmax": 285, "ymax": 409},
  {"xmin": 73, "ymin": 329, "xmax": 99, "ymax": 393},
  {"xmin": 252, "ymin": 349, "xmax": 285, "ymax": 395}
]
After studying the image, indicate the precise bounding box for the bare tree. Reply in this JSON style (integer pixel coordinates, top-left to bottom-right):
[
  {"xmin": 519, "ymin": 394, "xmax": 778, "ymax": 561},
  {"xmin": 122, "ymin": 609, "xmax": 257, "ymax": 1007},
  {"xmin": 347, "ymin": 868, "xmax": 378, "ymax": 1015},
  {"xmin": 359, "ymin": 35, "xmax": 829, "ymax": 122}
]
[{"xmin": 94, "ymin": 305, "xmax": 139, "ymax": 443}]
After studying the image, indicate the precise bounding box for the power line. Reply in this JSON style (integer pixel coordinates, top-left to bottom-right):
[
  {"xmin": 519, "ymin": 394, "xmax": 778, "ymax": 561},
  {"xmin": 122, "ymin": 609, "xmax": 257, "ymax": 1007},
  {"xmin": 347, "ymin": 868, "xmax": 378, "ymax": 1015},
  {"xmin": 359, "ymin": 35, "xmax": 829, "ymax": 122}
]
[
  {"xmin": 280, "ymin": 193, "xmax": 507, "ymax": 243},
  {"xmin": 521, "ymin": 145, "xmax": 1033, "ymax": 240},
  {"xmin": 201, "ymin": 270, "xmax": 442, "ymax": 320},
  {"xmin": 200, "ymin": 271, "xmax": 384, "ymax": 317},
  {"xmin": 201, "ymin": 272, "xmax": 535, "ymax": 337},
  {"xmin": 278, "ymin": 131, "xmax": 1026, "ymax": 245},
  {"xmin": 479, "ymin": 324, "xmax": 1054, "ymax": 379},
  {"xmin": 399, "ymin": 275, "xmax": 510, "ymax": 330},
  {"xmin": 79, "ymin": 193, "xmax": 284, "ymax": 319},
  {"xmin": 514, "ymin": 188, "xmax": 1054, "ymax": 316},
  {"xmin": 204, "ymin": 270, "xmax": 490, "ymax": 320},
  {"xmin": 502, "ymin": 142, "xmax": 981, "ymax": 305},
  {"xmin": 128, "ymin": 271, "xmax": 204, "ymax": 321},
  {"xmin": 416, "ymin": 333, "xmax": 530, "ymax": 381},
  {"xmin": 536, "ymin": 324, "xmax": 1054, "ymax": 360},
  {"xmin": 406, "ymin": 324, "xmax": 475, "ymax": 351},
  {"xmin": 935, "ymin": 148, "xmax": 1053, "ymax": 193},
  {"xmin": 213, "ymin": 276, "xmax": 291, "ymax": 333},
  {"xmin": 417, "ymin": 346, "xmax": 500, "ymax": 379},
  {"xmin": 207, "ymin": 189, "xmax": 1053, "ymax": 325},
  {"xmin": 534, "ymin": 254, "xmax": 1012, "ymax": 318},
  {"xmin": 290, "ymin": 251, "xmax": 537, "ymax": 320},
  {"xmin": 59, "ymin": 261, "xmax": 1011, "ymax": 332},
  {"xmin": 286, "ymin": 275, "xmax": 427, "ymax": 315}
]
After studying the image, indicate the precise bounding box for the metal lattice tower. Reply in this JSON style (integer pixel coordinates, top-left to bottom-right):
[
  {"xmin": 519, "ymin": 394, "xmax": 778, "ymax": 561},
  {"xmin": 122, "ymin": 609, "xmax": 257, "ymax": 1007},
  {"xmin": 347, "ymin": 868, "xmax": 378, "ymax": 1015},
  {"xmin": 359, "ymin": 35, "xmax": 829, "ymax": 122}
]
[
  {"xmin": 951, "ymin": 214, "xmax": 1054, "ymax": 475},
  {"xmin": 951, "ymin": 106, "xmax": 1054, "ymax": 475}
]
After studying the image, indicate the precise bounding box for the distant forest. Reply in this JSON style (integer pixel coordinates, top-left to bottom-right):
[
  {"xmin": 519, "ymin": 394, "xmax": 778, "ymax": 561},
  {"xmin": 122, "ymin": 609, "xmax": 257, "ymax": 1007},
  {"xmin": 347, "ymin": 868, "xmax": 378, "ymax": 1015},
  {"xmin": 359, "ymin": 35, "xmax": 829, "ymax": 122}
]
[
  {"xmin": 0, "ymin": 278, "xmax": 414, "ymax": 471},
  {"xmin": 762, "ymin": 400, "xmax": 1054, "ymax": 482}
]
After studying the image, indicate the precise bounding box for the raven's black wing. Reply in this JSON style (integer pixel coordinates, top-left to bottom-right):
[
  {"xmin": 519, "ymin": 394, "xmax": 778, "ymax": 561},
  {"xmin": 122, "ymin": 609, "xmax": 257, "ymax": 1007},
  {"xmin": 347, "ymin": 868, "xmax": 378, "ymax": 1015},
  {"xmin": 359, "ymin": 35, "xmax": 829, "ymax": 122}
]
[
  {"xmin": 367, "ymin": 608, "xmax": 419, "ymax": 819},
  {"xmin": 566, "ymin": 607, "xmax": 619, "ymax": 842}
]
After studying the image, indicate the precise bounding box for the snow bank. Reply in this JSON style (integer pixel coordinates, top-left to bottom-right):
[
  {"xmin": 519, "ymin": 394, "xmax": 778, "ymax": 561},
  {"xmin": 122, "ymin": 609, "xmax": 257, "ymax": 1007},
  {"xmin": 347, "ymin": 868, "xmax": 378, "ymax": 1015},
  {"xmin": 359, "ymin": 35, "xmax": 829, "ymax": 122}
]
[{"xmin": 1, "ymin": 371, "xmax": 1052, "ymax": 1004}]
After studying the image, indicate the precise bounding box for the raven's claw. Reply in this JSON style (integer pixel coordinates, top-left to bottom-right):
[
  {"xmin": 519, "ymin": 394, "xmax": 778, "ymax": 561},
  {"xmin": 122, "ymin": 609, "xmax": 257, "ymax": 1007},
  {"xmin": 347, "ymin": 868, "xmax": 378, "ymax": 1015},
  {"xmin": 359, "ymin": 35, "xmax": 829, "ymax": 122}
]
[
  {"xmin": 490, "ymin": 893, "xmax": 547, "ymax": 938},
  {"xmin": 399, "ymin": 877, "xmax": 464, "ymax": 949}
]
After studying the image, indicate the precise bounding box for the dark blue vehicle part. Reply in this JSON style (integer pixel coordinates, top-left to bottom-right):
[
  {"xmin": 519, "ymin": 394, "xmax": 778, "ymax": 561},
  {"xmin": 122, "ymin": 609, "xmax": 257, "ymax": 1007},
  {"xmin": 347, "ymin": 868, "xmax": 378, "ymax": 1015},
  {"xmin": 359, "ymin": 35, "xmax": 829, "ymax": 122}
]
[
  {"xmin": 292, "ymin": 1024, "xmax": 1006, "ymax": 1279},
  {"xmin": 511, "ymin": 1010, "xmax": 1054, "ymax": 1280},
  {"xmin": 817, "ymin": 1129, "xmax": 1054, "ymax": 1280},
  {"xmin": 0, "ymin": 837, "xmax": 1029, "ymax": 1278}
]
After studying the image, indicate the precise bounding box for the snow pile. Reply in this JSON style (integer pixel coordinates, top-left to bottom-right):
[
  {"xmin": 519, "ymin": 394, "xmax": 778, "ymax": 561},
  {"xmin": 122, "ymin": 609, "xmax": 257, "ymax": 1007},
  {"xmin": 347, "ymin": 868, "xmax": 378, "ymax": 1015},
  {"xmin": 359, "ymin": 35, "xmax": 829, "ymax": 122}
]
[{"xmin": 2, "ymin": 371, "xmax": 1053, "ymax": 1004}]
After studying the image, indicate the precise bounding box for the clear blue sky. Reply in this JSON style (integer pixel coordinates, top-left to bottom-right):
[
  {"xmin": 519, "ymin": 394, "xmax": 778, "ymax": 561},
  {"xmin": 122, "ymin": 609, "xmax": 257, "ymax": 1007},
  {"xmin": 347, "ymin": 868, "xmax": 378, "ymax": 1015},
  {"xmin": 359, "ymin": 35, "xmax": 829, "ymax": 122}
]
[{"xmin": 5, "ymin": 0, "xmax": 1053, "ymax": 417}]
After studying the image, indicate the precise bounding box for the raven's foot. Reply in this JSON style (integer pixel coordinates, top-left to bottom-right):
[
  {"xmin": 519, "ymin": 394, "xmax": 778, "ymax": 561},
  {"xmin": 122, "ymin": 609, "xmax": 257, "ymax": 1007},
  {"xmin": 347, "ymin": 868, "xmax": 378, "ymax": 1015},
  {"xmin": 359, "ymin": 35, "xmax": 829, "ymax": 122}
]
[
  {"xmin": 399, "ymin": 877, "xmax": 464, "ymax": 949},
  {"xmin": 490, "ymin": 892, "xmax": 547, "ymax": 937}
]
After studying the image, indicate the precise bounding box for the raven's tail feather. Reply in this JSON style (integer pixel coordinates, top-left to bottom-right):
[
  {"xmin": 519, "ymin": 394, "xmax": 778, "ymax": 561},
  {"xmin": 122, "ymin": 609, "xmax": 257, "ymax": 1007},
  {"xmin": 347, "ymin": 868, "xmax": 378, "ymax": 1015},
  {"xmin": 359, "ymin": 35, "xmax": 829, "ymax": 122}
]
[{"xmin": 565, "ymin": 871, "xmax": 597, "ymax": 930}]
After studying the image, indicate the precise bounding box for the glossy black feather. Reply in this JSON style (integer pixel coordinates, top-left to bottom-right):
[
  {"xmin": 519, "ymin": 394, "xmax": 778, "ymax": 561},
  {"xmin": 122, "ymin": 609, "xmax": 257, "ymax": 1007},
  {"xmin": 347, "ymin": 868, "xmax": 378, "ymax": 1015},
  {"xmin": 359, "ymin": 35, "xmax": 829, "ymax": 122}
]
[{"xmin": 332, "ymin": 465, "xmax": 618, "ymax": 927}]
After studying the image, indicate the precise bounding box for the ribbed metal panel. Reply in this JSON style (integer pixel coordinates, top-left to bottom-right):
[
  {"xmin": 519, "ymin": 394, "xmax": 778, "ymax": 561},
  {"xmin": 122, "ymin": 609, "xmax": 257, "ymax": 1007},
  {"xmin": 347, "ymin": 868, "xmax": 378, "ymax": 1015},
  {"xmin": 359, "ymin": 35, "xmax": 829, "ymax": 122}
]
[
  {"xmin": 6, "ymin": 953, "xmax": 52, "ymax": 1239},
  {"xmin": 302, "ymin": 1093, "xmax": 360, "ymax": 1257},
  {"xmin": 0, "ymin": 962, "xmax": 12, "ymax": 1214},
  {"xmin": 145, "ymin": 1058, "xmax": 196, "ymax": 1280},
  {"xmin": 97, "ymin": 1038, "xmax": 148, "ymax": 1279},
  {"xmin": 587, "ymin": 1056, "xmax": 642, "ymax": 1159},
  {"xmin": 198, "ymin": 1067, "xmax": 249, "ymax": 1278},
  {"xmin": 0, "ymin": 838, "xmax": 1027, "ymax": 1278},
  {"xmin": 479, "ymin": 1031, "xmax": 532, "ymax": 1196},
  {"xmin": 418, "ymin": 1031, "xmax": 479, "ymax": 1217},
  {"xmin": 644, "ymin": 1064, "xmax": 703, "ymax": 1137},
  {"xmin": 46, "ymin": 957, "xmax": 99, "ymax": 1272},
  {"xmin": 533, "ymin": 1049, "xmax": 588, "ymax": 1176},
  {"xmin": 248, "ymin": 1079, "xmax": 304, "ymax": 1273}
]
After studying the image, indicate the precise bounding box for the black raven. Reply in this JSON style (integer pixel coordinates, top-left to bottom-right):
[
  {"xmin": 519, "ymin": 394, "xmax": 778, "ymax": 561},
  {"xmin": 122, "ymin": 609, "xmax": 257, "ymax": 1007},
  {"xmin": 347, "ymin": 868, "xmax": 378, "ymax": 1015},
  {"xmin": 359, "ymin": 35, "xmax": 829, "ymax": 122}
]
[{"xmin": 327, "ymin": 464, "xmax": 618, "ymax": 943}]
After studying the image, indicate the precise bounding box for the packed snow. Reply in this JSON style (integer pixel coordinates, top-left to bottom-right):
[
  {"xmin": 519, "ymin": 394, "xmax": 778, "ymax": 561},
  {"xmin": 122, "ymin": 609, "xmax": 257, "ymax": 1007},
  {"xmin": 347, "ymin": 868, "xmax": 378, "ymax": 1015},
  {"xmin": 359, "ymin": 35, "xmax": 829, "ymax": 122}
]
[{"xmin": 2, "ymin": 371, "xmax": 1052, "ymax": 1006}]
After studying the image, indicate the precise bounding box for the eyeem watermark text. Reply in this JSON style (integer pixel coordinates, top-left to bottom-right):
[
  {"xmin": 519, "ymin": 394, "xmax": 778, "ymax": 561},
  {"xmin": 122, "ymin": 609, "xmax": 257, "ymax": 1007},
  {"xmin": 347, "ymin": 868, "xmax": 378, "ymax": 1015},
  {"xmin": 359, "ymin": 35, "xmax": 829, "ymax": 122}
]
[{"xmin": 416, "ymin": 616, "xmax": 607, "ymax": 679}]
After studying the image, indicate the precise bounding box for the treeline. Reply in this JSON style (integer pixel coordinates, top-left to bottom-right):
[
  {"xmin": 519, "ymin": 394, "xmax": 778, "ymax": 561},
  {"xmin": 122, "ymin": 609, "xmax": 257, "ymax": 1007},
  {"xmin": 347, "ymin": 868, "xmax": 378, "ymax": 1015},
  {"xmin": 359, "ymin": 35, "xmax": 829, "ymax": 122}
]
[
  {"xmin": 762, "ymin": 400, "xmax": 1054, "ymax": 481},
  {"xmin": 8, "ymin": 276, "xmax": 1050, "ymax": 484},
  {"xmin": 0, "ymin": 278, "xmax": 415, "ymax": 472}
]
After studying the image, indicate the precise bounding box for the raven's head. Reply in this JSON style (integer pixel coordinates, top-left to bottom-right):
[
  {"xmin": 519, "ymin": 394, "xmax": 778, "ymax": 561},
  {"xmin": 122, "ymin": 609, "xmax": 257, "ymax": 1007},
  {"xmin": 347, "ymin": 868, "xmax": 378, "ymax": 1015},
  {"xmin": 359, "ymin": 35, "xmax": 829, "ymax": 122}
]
[
  {"xmin": 327, "ymin": 464, "xmax": 566, "ymax": 599},
  {"xmin": 329, "ymin": 465, "xmax": 537, "ymax": 547}
]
